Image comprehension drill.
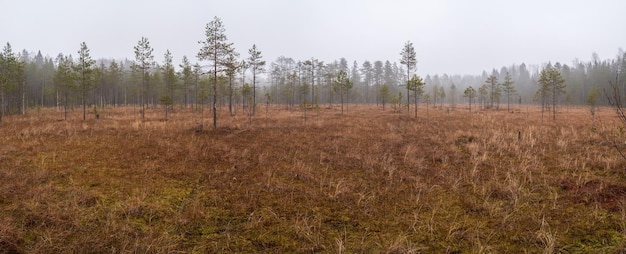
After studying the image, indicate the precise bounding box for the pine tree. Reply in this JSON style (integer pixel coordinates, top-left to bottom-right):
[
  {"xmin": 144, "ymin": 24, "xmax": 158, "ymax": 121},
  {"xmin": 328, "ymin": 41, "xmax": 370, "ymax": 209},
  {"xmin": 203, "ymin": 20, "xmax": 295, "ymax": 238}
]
[
  {"xmin": 348, "ymin": 61, "xmax": 360, "ymax": 102},
  {"xmin": 439, "ymin": 86, "xmax": 446, "ymax": 109},
  {"xmin": 179, "ymin": 56, "xmax": 193, "ymax": 108},
  {"xmin": 449, "ymin": 83, "xmax": 457, "ymax": 108},
  {"xmin": 303, "ymin": 58, "xmax": 319, "ymax": 105},
  {"xmin": 192, "ymin": 63, "xmax": 202, "ymax": 110},
  {"xmin": 54, "ymin": 55, "xmax": 75, "ymax": 120},
  {"xmin": 73, "ymin": 42, "xmax": 95, "ymax": 121},
  {"xmin": 380, "ymin": 84, "xmax": 390, "ymax": 111},
  {"xmin": 105, "ymin": 61, "xmax": 126, "ymax": 106},
  {"xmin": 0, "ymin": 43, "xmax": 25, "ymax": 120},
  {"xmin": 161, "ymin": 49, "xmax": 176, "ymax": 118},
  {"xmin": 361, "ymin": 60, "xmax": 373, "ymax": 103},
  {"xmin": 478, "ymin": 84, "xmax": 488, "ymax": 109},
  {"xmin": 333, "ymin": 70, "xmax": 352, "ymax": 114},
  {"xmin": 538, "ymin": 66, "xmax": 566, "ymax": 120},
  {"xmin": 463, "ymin": 86, "xmax": 476, "ymax": 112},
  {"xmin": 407, "ymin": 74, "xmax": 425, "ymax": 117},
  {"xmin": 198, "ymin": 16, "xmax": 235, "ymax": 128},
  {"xmin": 400, "ymin": 41, "xmax": 417, "ymax": 113},
  {"xmin": 383, "ymin": 60, "xmax": 395, "ymax": 87},
  {"xmin": 373, "ymin": 61, "xmax": 384, "ymax": 105},
  {"xmin": 484, "ymin": 75, "xmax": 498, "ymax": 109},
  {"xmin": 501, "ymin": 72, "xmax": 516, "ymax": 112},
  {"xmin": 224, "ymin": 51, "xmax": 240, "ymax": 116},
  {"xmin": 0, "ymin": 43, "xmax": 12, "ymax": 120},
  {"xmin": 134, "ymin": 37, "xmax": 155, "ymax": 120},
  {"xmin": 247, "ymin": 44, "xmax": 265, "ymax": 115}
]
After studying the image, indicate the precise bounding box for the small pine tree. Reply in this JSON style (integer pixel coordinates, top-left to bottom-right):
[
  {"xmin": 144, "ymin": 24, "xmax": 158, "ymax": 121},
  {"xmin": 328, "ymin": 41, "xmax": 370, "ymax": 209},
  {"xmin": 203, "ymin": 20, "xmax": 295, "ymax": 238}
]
[
  {"xmin": 586, "ymin": 85, "xmax": 600, "ymax": 126},
  {"xmin": 73, "ymin": 42, "xmax": 95, "ymax": 121},
  {"xmin": 463, "ymin": 86, "xmax": 477, "ymax": 112},
  {"xmin": 407, "ymin": 75, "xmax": 425, "ymax": 117},
  {"xmin": 538, "ymin": 66, "xmax": 566, "ymax": 120},
  {"xmin": 380, "ymin": 84, "xmax": 390, "ymax": 111},
  {"xmin": 501, "ymin": 72, "xmax": 516, "ymax": 112}
]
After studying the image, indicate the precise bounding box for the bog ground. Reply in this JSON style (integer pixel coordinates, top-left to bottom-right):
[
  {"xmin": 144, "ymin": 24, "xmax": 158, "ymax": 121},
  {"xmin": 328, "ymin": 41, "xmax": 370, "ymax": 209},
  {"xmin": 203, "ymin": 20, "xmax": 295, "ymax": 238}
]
[{"xmin": 1, "ymin": 105, "xmax": 626, "ymax": 253}]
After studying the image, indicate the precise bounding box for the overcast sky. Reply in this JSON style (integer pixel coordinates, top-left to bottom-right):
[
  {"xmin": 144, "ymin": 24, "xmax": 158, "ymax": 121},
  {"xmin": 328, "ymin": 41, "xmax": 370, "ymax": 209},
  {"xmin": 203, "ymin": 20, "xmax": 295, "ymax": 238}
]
[{"xmin": 1, "ymin": 0, "xmax": 624, "ymax": 76}]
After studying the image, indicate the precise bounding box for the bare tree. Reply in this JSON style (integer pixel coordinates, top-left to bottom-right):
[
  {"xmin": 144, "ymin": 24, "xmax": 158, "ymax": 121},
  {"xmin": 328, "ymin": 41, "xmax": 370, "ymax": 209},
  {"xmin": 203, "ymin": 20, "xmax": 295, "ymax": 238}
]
[{"xmin": 604, "ymin": 71, "xmax": 626, "ymax": 160}]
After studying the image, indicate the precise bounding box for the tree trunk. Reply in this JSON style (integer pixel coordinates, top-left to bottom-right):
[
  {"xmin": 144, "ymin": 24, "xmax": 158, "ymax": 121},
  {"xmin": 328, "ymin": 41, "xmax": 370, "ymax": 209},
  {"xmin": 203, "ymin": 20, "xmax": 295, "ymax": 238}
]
[
  {"xmin": 21, "ymin": 90, "xmax": 25, "ymax": 115},
  {"xmin": 553, "ymin": 85, "xmax": 557, "ymax": 120},
  {"xmin": 194, "ymin": 77, "xmax": 198, "ymax": 111},
  {"xmin": 311, "ymin": 68, "xmax": 315, "ymax": 105},
  {"xmin": 41, "ymin": 77, "xmax": 45, "ymax": 108},
  {"xmin": 83, "ymin": 87, "xmax": 87, "ymax": 121},
  {"xmin": 213, "ymin": 60, "xmax": 217, "ymax": 129},
  {"xmin": 376, "ymin": 83, "xmax": 379, "ymax": 106},
  {"xmin": 21, "ymin": 80, "xmax": 25, "ymax": 115},
  {"xmin": 184, "ymin": 83, "xmax": 188, "ymax": 108},
  {"xmin": 382, "ymin": 96, "xmax": 386, "ymax": 111},
  {"xmin": 252, "ymin": 69, "xmax": 256, "ymax": 116},
  {"xmin": 341, "ymin": 92, "xmax": 344, "ymax": 114},
  {"xmin": 64, "ymin": 92, "xmax": 68, "ymax": 120},
  {"xmin": 141, "ymin": 71, "xmax": 145, "ymax": 120},
  {"xmin": 229, "ymin": 76, "xmax": 233, "ymax": 116},
  {"xmin": 346, "ymin": 90, "xmax": 350, "ymax": 114},
  {"xmin": 0, "ymin": 90, "xmax": 4, "ymax": 122},
  {"xmin": 124, "ymin": 85, "xmax": 127, "ymax": 107},
  {"xmin": 406, "ymin": 69, "xmax": 410, "ymax": 113},
  {"xmin": 415, "ymin": 92, "xmax": 418, "ymax": 118},
  {"xmin": 406, "ymin": 84, "xmax": 410, "ymax": 114}
]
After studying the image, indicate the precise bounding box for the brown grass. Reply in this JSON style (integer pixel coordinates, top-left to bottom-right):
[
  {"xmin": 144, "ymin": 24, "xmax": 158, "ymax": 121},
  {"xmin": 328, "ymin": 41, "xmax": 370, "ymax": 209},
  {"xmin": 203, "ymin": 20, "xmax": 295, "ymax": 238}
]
[{"xmin": 1, "ymin": 104, "xmax": 626, "ymax": 253}]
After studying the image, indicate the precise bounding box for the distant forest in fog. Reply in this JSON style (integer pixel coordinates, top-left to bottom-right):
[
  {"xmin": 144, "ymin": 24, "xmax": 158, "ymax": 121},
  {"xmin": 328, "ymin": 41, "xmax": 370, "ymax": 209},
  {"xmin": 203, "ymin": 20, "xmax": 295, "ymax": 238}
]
[{"xmin": 1, "ymin": 38, "xmax": 625, "ymax": 116}]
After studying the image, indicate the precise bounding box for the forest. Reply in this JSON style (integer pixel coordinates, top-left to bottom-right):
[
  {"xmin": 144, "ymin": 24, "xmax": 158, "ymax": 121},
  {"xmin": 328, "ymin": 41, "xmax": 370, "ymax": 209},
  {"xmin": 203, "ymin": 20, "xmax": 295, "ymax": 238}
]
[{"xmin": 1, "ymin": 17, "xmax": 625, "ymax": 123}]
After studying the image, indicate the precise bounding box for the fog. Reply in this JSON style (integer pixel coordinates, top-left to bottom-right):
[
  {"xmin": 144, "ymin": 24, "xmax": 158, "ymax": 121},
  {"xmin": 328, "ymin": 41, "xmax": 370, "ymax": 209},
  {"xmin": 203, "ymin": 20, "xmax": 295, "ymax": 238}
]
[{"xmin": 2, "ymin": 0, "xmax": 625, "ymax": 75}]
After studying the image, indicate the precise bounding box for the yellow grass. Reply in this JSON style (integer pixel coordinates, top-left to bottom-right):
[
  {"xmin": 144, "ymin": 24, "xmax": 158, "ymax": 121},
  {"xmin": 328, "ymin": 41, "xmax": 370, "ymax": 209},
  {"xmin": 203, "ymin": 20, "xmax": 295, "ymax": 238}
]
[{"xmin": 1, "ymin": 104, "xmax": 626, "ymax": 252}]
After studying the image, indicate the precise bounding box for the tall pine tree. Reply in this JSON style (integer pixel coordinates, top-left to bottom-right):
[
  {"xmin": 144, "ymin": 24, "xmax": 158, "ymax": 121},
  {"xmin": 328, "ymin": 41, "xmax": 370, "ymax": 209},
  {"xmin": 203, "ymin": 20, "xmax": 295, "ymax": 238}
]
[
  {"xmin": 247, "ymin": 44, "xmax": 265, "ymax": 115},
  {"xmin": 134, "ymin": 37, "xmax": 155, "ymax": 120},
  {"xmin": 73, "ymin": 42, "xmax": 95, "ymax": 120},
  {"xmin": 198, "ymin": 16, "xmax": 234, "ymax": 128},
  {"xmin": 501, "ymin": 72, "xmax": 516, "ymax": 112},
  {"xmin": 400, "ymin": 41, "xmax": 417, "ymax": 113}
]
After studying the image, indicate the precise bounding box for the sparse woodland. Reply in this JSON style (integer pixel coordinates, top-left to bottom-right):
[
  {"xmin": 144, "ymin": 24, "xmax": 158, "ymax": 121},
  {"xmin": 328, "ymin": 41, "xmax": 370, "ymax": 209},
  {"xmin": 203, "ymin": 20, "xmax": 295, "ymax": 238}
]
[
  {"xmin": 2, "ymin": 16, "xmax": 626, "ymax": 252},
  {"xmin": 0, "ymin": 17, "xmax": 625, "ymax": 123}
]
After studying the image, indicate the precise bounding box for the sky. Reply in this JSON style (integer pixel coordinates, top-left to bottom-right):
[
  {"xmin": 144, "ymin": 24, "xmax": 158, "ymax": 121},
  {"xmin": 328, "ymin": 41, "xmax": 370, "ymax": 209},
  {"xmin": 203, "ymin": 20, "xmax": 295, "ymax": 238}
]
[{"xmin": 1, "ymin": 0, "xmax": 625, "ymax": 76}]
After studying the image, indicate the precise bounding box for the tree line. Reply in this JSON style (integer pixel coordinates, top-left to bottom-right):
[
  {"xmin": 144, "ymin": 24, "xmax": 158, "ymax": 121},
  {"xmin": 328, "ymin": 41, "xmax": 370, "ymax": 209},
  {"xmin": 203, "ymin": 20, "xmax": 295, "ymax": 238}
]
[{"xmin": 1, "ymin": 16, "xmax": 625, "ymax": 125}]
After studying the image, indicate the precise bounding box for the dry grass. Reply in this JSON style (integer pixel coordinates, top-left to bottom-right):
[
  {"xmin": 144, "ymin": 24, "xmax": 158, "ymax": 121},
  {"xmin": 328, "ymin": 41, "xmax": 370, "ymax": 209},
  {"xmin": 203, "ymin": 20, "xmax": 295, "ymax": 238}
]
[{"xmin": 1, "ymin": 104, "xmax": 626, "ymax": 252}]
